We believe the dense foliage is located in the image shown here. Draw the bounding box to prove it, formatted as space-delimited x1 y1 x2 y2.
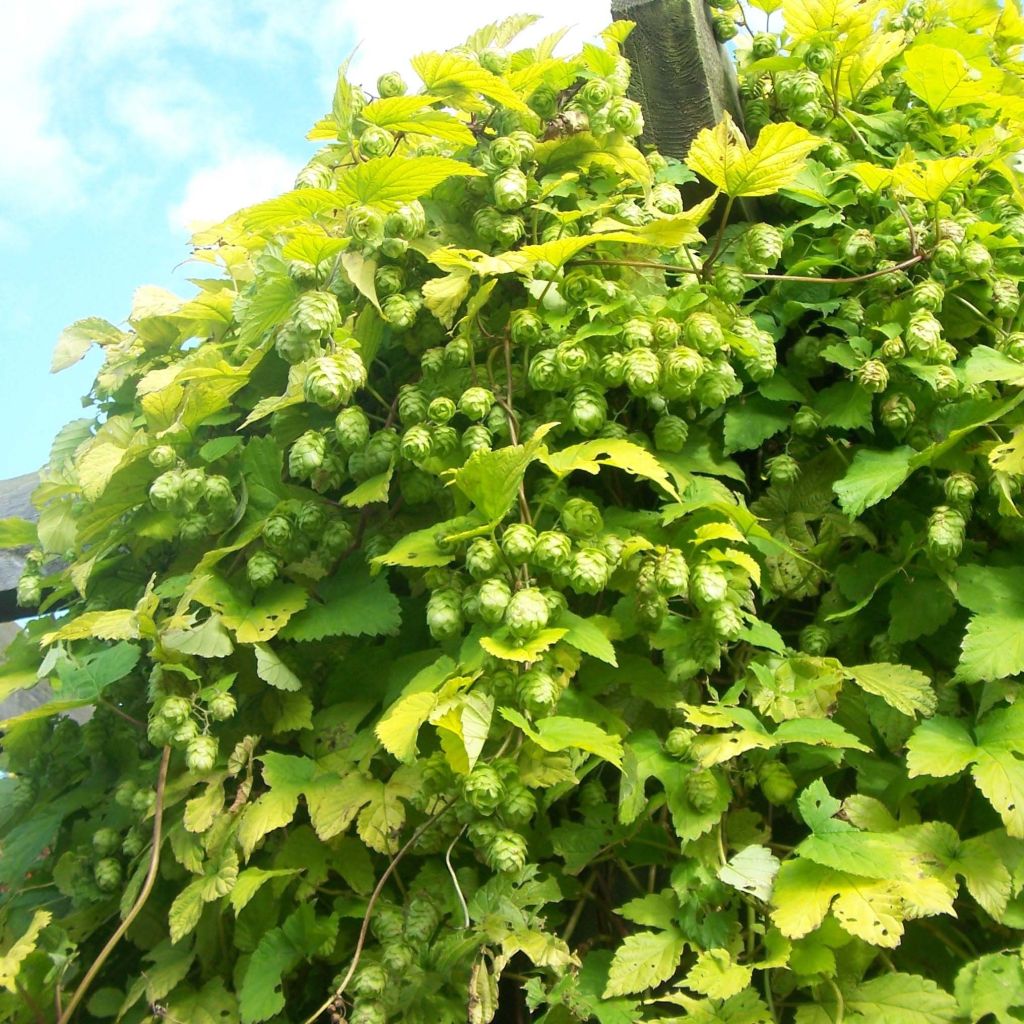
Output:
3 2 1024 1021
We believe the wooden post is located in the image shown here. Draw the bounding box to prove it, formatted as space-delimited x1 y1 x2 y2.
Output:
611 0 744 160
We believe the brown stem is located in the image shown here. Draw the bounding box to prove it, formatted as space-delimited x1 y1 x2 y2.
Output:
57 746 172 1024
301 800 455 1024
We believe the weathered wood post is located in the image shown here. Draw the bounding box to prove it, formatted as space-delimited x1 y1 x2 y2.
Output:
0 472 39 622
611 0 744 159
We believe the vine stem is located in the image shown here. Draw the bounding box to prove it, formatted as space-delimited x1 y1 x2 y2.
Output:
701 195 736 279
302 800 455 1024
826 977 845 1024
57 745 172 1024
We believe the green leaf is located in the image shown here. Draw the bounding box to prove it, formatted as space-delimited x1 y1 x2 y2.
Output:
723 395 790 454
0 910 51 992
541 437 679 499
846 663 936 717
51 317 124 373
238 928 299 1023
686 113 820 197
335 155 484 208
955 950 1024 1023
815 381 874 431
718 844 781 902
162 614 235 658
904 44 996 112
341 467 393 507
411 51 530 113
360 95 475 145
0 517 36 548
281 562 401 641
683 949 753 1000
195 575 308 644
500 708 623 766
422 269 472 328
833 446 916 517
906 717 977 778
559 611 617 666
168 880 206 944
451 425 554 525
889 577 955 643
841 972 960 1023
603 929 685 996
958 613 1024 682
305 772 378 841
376 691 438 763
254 643 302 691
971 748 1024 839
479 627 567 662
340 251 381 313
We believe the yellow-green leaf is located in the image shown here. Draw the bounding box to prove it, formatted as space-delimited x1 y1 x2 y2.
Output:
335 155 483 209
686 113 820 198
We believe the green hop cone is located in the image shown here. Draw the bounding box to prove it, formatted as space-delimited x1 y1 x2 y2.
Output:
246 550 280 589
944 471 977 509
505 587 550 640
792 406 821 437
561 497 604 538
758 762 797 805
94 857 123 892
568 385 607 436
149 470 185 512
472 205 503 242
288 431 327 479
685 768 720 812
655 549 689 597
962 240 993 275
493 168 528 211
122 829 146 858
16 573 41 608
696 362 740 408
843 228 877 269
185 735 218 773
911 279 945 312
799 624 831 656
623 347 661 395
751 32 777 58
518 665 559 712
624 318 655 348
148 444 176 469
741 223 784 271
204 475 234 514
710 601 744 640
295 501 326 538
427 587 464 641
460 425 492 455
578 77 612 112
459 386 495 421
509 309 543 346
206 692 237 722
400 424 433 463
321 518 354 557
880 393 915 433
766 453 801 486
607 97 644 135
178 513 211 543
370 904 404 943
663 347 705 396
374 264 405 298
684 312 726 355
159 695 192 726
294 290 341 336
649 182 683 215
464 765 505 815
804 41 835 72
382 293 418 330
353 963 389 999
714 264 749 303
664 727 694 759
359 125 394 159
92 827 121 857
478 578 512 626
532 530 572 573
502 782 537 825
335 407 371 451
855 359 890 394
398 386 429 425
490 135 522 168
377 71 407 97
350 1002 387 1024
654 414 689 453
384 200 426 239
992 276 1019 317
713 13 738 40
501 523 537 565
115 781 137 808
932 238 961 271
653 317 681 347
691 562 729 607
262 514 294 554
906 312 943 357
569 547 611 595
487 829 528 873
304 352 365 409
927 505 966 560
466 538 502 580
427 396 457 424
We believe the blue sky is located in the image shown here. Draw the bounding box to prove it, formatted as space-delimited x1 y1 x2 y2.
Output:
0 1 603 482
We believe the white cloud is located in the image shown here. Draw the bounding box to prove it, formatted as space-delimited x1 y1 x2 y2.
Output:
168 150 298 232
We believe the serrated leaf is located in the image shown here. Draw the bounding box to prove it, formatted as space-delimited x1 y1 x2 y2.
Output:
411 51 530 113
254 643 302 692
51 317 124 373
686 113 820 198
889 577 955 643
194 575 308 644
0 517 37 548
229 868 301 916
281 563 401 641
815 381 874 431
0 910 51 992
168 880 205 944
955 950 1024 1023
958 613 1024 682
842 972 960 1023
541 437 679 499
479 627 567 662
603 930 684 997
360 94 475 146
341 251 381 313
906 716 977 777
335 155 483 208
500 708 623 766
904 44 996 112
723 395 789 454
423 269 472 327
847 663 936 717
376 691 437 763
833 446 915 517
560 611 617 666
683 949 753 1000
718 845 781 902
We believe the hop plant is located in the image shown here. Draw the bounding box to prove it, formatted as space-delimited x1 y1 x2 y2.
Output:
532 530 572 573
505 588 550 639
464 765 505 815
247 550 280 588
377 71 406 97
684 312 726 354
94 857 123 892
478 578 513 626
664 727 693 758
855 359 890 393
501 523 537 565
289 431 327 479
691 562 729 607
927 505 966 560
294 290 341 336
561 497 604 538
685 769 719 812
758 762 797 805
654 414 689 452
427 588 464 641
487 829 528 873
740 223 784 272
569 547 611 595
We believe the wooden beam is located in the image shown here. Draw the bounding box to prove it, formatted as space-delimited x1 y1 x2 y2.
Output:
0 472 39 622
611 0 744 160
